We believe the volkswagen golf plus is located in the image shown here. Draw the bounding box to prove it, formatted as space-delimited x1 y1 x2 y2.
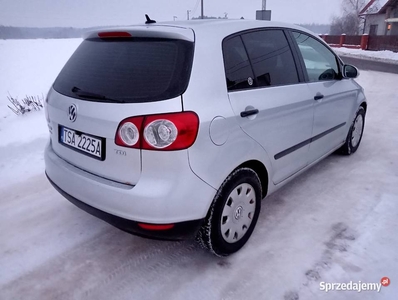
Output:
45 19 366 256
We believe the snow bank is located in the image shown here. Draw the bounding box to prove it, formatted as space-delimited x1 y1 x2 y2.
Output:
334 47 398 65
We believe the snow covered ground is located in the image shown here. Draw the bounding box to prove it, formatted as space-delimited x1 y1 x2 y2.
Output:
334 47 398 65
1 39 398 300
0 39 81 186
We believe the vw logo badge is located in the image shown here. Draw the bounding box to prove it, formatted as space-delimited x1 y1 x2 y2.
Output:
68 104 77 122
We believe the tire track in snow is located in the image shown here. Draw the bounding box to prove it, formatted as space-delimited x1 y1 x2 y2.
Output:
1 226 114 299
79 240 184 300
85 241 201 300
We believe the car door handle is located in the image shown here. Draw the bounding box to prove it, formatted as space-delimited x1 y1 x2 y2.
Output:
314 94 324 100
240 109 259 118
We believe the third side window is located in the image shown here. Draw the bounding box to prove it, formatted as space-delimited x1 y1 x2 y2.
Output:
223 36 255 91
292 31 339 82
241 30 299 88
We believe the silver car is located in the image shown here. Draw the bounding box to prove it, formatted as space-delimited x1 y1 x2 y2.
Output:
44 19 366 256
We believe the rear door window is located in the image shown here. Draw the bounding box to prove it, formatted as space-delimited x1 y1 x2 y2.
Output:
241 30 299 88
53 38 194 103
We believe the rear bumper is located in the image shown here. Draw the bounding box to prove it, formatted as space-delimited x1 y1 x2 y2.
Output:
47 174 203 240
45 140 216 231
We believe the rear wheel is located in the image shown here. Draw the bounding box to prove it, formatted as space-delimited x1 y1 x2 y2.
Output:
196 168 262 256
340 107 365 155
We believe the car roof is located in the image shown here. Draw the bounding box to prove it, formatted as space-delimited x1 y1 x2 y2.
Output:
160 19 313 38
86 19 316 41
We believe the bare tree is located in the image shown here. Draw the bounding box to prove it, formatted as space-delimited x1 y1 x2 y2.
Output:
342 0 368 15
343 0 367 34
330 13 361 35
330 16 345 35
330 0 382 35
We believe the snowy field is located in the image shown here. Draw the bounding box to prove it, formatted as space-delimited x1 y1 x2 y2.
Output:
1 39 398 300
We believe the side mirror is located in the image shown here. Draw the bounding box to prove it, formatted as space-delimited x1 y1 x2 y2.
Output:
343 64 359 79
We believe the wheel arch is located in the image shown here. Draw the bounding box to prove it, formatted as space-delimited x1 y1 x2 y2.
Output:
360 101 367 113
236 160 269 199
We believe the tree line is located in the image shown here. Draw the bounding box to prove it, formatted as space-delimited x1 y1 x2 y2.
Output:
0 26 104 39
1 23 331 40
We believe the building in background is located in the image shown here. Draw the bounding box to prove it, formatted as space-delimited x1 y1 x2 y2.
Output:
361 0 398 35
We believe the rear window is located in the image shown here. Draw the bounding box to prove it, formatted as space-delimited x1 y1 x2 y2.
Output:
53 38 194 103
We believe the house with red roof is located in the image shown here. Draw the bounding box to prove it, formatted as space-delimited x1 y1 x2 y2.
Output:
360 0 398 35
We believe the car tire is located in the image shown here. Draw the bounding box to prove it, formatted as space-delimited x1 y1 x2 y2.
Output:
196 168 262 256
339 106 365 155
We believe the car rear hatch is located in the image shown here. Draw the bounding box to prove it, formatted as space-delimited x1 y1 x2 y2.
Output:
47 26 195 185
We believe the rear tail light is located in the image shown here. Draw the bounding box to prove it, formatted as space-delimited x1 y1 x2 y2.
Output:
119 122 140 146
115 112 199 151
115 116 144 148
144 120 177 149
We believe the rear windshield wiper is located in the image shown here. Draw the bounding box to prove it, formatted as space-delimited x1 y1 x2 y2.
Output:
71 86 126 103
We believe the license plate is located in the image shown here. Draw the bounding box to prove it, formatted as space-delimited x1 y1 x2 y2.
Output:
59 126 104 160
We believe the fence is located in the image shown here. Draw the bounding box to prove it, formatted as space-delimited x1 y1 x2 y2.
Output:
368 35 398 52
320 34 398 52
345 35 362 46
323 35 340 45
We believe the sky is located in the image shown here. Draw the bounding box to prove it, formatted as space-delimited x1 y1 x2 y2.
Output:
0 0 342 28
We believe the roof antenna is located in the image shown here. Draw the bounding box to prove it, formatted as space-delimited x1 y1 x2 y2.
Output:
145 14 156 24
